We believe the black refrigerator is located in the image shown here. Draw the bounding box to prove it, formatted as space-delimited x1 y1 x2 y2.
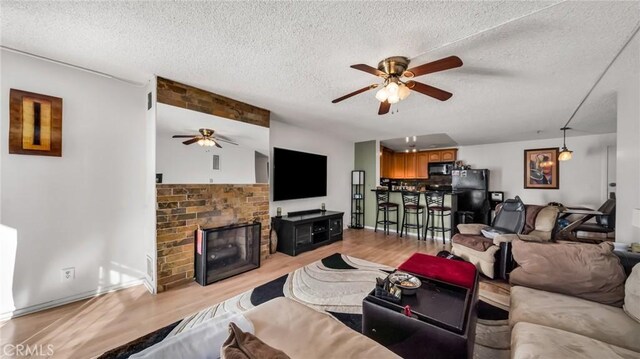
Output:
452 169 491 225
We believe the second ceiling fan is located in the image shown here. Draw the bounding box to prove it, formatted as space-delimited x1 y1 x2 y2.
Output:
172 128 238 148
332 55 463 115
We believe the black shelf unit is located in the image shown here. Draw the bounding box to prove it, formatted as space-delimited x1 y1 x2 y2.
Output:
351 170 365 229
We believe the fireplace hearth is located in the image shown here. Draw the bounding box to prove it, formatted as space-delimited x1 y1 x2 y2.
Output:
195 222 261 286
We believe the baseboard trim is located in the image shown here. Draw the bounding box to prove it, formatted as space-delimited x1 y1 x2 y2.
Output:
143 277 156 295
0 277 146 321
363 225 450 242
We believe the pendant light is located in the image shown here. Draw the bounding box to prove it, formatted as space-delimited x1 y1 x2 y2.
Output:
558 127 573 161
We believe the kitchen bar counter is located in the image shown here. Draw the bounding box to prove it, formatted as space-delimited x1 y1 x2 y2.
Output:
369 189 460 240
371 189 465 194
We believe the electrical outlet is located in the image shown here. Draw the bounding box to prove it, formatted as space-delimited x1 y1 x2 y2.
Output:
61 267 75 282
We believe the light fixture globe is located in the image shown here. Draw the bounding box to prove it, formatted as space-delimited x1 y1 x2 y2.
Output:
398 83 411 100
387 94 400 104
386 82 399 95
558 147 573 161
558 127 573 161
197 139 205 146
375 87 389 102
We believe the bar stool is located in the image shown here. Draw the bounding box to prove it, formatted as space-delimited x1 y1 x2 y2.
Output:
424 191 452 244
374 189 399 235
400 191 425 240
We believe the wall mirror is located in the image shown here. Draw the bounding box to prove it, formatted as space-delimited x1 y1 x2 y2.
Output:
156 103 270 184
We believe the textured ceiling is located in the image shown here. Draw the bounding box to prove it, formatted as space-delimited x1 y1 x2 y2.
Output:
2 1 638 145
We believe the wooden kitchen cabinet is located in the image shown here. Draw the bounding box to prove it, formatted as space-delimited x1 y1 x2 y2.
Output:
380 147 393 178
405 153 417 178
383 148 457 179
428 152 442 162
416 152 429 178
392 153 405 179
441 149 458 162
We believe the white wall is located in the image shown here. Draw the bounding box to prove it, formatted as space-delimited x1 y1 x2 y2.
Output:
269 119 354 221
0 225 17 316
457 133 616 210
614 35 640 244
0 50 153 317
156 134 257 184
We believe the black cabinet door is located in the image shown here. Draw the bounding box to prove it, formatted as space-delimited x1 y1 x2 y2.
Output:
330 217 343 237
294 223 312 246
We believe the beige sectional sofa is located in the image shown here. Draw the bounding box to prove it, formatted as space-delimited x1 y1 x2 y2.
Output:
509 285 640 358
244 297 400 359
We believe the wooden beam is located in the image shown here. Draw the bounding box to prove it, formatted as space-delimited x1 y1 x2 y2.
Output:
156 77 270 128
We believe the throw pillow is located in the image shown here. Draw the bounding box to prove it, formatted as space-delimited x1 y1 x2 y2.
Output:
221 322 290 359
510 240 626 307
624 263 640 323
457 223 488 235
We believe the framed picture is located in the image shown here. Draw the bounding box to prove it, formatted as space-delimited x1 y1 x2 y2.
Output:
524 147 559 189
9 89 63 157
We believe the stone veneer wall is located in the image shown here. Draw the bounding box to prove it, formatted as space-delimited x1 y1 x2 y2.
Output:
156 184 270 292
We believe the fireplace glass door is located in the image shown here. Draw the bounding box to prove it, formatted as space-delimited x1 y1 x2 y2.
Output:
195 222 261 286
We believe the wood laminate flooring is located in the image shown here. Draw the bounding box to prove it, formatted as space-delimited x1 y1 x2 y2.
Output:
0 229 509 358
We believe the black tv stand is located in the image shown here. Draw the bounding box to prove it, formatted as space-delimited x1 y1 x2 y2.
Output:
287 209 323 217
273 210 344 256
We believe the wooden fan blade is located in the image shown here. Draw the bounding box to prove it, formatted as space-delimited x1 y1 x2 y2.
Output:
403 56 463 78
214 137 238 145
213 140 222 148
332 84 378 103
172 135 195 138
406 81 453 101
378 100 390 115
183 138 199 145
350 64 385 77
215 134 234 141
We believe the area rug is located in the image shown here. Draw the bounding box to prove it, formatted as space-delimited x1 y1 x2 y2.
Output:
100 253 510 358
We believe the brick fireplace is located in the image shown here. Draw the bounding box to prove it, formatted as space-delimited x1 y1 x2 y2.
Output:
154 77 271 292
156 184 269 292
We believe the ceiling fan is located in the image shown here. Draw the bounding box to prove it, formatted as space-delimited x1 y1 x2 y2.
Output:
172 128 238 148
332 55 463 115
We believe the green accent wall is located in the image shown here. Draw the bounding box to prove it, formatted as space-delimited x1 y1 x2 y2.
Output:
354 140 377 227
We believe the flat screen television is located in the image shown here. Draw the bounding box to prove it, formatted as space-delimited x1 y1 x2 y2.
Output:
273 147 327 201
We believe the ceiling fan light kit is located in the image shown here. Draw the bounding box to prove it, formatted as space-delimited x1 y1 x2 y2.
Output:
558 127 573 161
172 128 238 149
332 55 463 114
198 138 217 147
